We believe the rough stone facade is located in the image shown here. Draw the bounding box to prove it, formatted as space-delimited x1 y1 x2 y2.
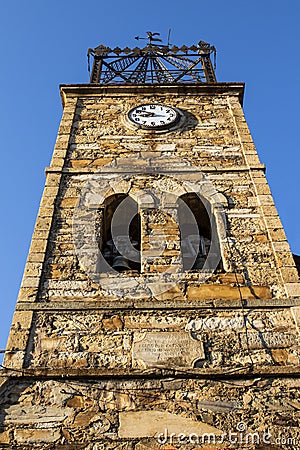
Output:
1 83 300 449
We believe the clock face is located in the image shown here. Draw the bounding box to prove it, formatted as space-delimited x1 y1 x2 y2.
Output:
128 104 179 129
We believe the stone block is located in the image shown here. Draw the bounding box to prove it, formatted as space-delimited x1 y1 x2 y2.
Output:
43 186 60 197
34 217 52 231
37 335 69 352
253 233 269 243
5 405 72 425
271 349 288 365
266 216 284 229
0 430 10 444
280 267 299 283
24 262 43 277
17 287 38 301
3 350 25 369
149 265 180 273
11 311 33 329
291 307 300 331
118 411 223 438
37 206 55 219
186 316 245 331
69 159 91 168
261 205 279 216
60 197 78 208
269 228 287 241
218 272 245 284
285 282 300 298
116 157 150 167
50 157 65 167
275 252 297 268
55 135 70 145
58 125 72 134
186 284 271 300
255 182 271 195
156 144 176 151
124 315 186 330
247 197 259 207
92 157 113 166
72 410 96 427
151 284 185 301
103 316 124 330
273 241 291 252
40 196 57 208
243 155 260 166
6 331 29 350
14 428 61 444
257 194 274 206
52 149 68 158
66 395 86 408
45 173 61 186
20 276 40 288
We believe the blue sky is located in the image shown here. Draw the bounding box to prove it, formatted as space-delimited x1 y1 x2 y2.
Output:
0 0 299 355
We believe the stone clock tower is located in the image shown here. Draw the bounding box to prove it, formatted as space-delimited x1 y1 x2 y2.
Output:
1 35 300 449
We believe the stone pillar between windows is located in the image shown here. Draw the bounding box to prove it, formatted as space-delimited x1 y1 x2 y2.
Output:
141 207 181 274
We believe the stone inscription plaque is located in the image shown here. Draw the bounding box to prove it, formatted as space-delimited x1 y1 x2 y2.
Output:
132 332 205 368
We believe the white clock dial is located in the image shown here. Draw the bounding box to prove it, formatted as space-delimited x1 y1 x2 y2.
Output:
128 104 179 129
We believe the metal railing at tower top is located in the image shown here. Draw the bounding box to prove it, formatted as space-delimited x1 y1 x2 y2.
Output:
88 37 217 85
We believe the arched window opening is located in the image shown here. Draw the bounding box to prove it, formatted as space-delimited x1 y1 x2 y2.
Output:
178 193 222 272
101 194 141 273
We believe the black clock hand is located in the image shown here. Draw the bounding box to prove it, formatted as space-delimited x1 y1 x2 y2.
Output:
139 112 155 117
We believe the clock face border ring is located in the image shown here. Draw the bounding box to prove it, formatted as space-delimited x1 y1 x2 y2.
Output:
126 103 182 131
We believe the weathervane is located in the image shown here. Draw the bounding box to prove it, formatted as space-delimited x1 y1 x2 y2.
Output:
88 32 217 84
135 31 163 45
135 30 172 47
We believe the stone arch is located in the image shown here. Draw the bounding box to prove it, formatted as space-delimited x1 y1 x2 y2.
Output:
100 193 141 273
176 181 228 272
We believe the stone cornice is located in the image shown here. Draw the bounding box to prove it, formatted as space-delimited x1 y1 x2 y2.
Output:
1 365 300 379
16 297 300 311
60 82 245 107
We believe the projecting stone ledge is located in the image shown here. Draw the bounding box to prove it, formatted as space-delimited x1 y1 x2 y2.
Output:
2 365 300 379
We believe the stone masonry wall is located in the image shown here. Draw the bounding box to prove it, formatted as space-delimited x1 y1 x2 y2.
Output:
36 86 298 303
1 84 300 449
26 308 300 370
0 376 300 448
